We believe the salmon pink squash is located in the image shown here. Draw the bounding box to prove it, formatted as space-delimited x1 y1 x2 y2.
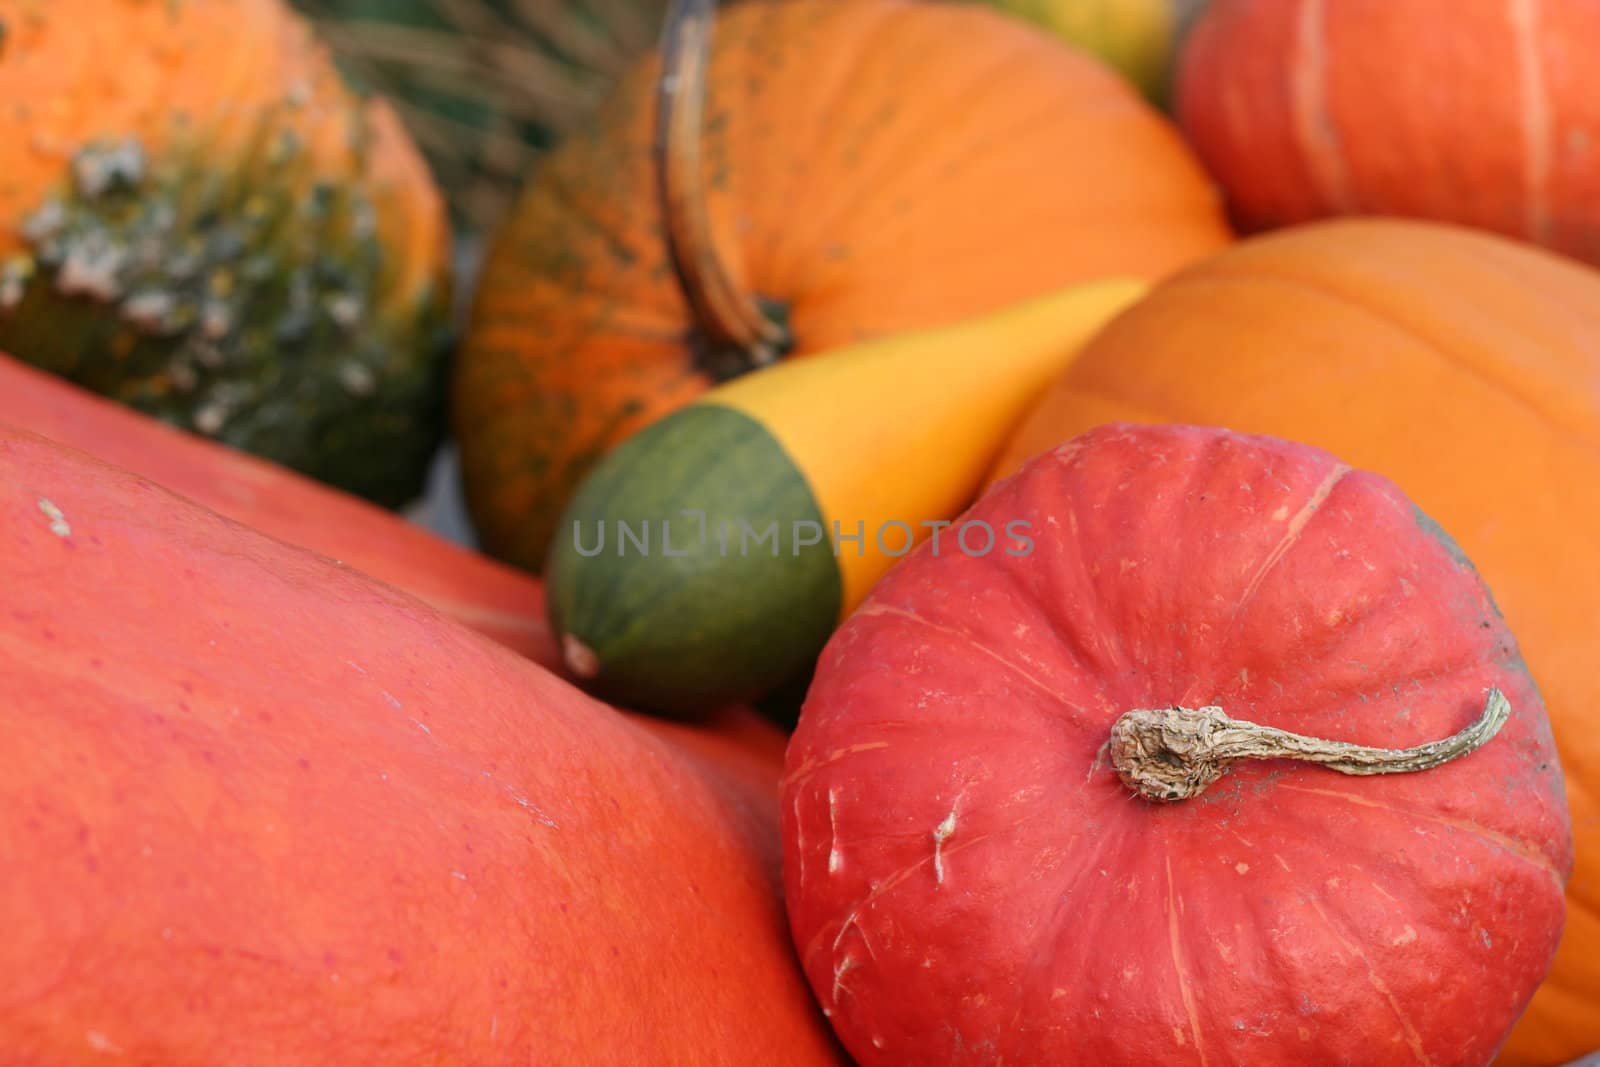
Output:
781 422 1571 1066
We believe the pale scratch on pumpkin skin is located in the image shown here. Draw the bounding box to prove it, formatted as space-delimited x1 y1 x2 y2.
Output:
84 1030 123 1055
1290 0 1356 212
1302 896 1433 1066
1280 784 1565 890
1509 0 1554 243
827 788 842 874
808 830 1003 971
780 741 890 793
832 953 857 1007
1165 857 1210 1067
793 794 807 885
932 790 967 887
855 602 1101 717
1234 465 1350 617
833 909 878 963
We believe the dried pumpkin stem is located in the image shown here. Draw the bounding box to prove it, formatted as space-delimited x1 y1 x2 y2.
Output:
655 0 789 370
1107 688 1511 803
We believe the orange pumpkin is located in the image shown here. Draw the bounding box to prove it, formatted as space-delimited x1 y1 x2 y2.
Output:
990 218 1600 1067
452 0 1232 572
1176 0 1600 265
0 0 453 507
0 349 801 790
0 423 842 1063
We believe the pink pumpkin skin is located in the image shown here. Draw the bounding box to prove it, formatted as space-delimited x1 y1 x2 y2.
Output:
0 426 841 1065
781 423 1572 1066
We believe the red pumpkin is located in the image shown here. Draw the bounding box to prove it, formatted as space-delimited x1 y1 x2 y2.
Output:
0 425 841 1064
782 423 1571 1065
981 218 1600 1064
1175 0 1600 263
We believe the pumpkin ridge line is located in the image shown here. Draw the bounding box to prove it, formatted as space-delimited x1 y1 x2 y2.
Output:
833 85 1174 271
775 28 1035 263
1000 474 1138 694
1276 783 1567 889
1509 0 1554 244
1200 491 1519 735
796 44 1119 267
761 1 909 289
1300 893 1435 1065
1289 0 1356 214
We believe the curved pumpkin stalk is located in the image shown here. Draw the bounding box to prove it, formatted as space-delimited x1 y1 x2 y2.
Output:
1106 688 1512 802
655 0 791 373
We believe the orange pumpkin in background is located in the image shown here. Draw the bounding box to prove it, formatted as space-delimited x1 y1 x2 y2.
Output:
990 218 1600 1067
452 0 1233 573
1176 0 1600 265
0 0 453 508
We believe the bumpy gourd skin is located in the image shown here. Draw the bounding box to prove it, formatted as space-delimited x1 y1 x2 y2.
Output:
0 0 453 507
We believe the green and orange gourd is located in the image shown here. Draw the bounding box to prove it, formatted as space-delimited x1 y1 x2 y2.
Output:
0 0 454 507
545 275 1148 716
